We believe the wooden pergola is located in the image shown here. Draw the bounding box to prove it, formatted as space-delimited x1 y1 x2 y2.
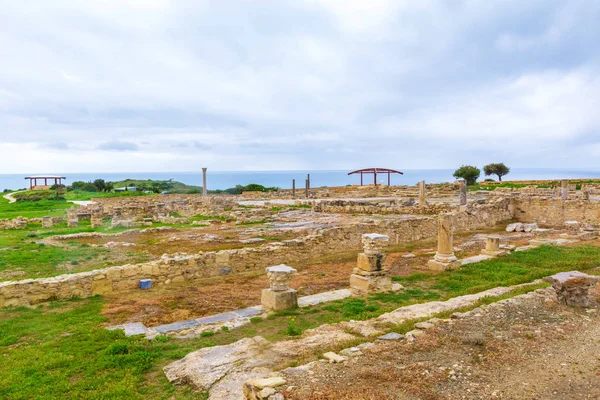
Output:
348 168 403 187
25 176 66 190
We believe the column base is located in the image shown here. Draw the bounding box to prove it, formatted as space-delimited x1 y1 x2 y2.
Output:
427 259 461 272
350 273 392 296
261 289 298 311
481 249 507 257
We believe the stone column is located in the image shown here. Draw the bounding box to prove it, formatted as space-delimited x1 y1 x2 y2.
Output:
202 168 208 197
419 180 426 207
261 264 298 311
292 179 296 199
428 213 459 271
481 236 505 256
42 216 53 228
67 208 78 227
350 233 392 295
305 179 309 199
561 180 569 200
459 179 467 206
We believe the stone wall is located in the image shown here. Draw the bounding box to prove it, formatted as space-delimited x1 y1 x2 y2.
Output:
90 195 238 221
0 199 512 307
512 197 600 226
311 199 451 215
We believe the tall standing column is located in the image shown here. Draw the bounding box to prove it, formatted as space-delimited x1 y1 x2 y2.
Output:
202 168 207 197
428 213 459 271
292 179 296 199
419 180 426 207
459 179 467 206
305 179 309 199
561 180 569 200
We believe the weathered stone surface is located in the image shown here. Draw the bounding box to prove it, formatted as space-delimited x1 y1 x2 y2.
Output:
265 264 297 291
349 273 392 295
261 289 298 311
377 332 405 340
544 271 600 308
322 352 347 363
356 253 385 272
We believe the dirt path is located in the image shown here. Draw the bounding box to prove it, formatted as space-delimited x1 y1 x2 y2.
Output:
2 190 25 204
283 289 600 400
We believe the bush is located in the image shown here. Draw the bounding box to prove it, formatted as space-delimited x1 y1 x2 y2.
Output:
453 165 481 185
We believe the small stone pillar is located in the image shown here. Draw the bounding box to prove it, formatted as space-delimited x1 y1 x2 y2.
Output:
418 180 426 207
261 264 298 311
561 180 569 200
202 167 208 197
582 190 590 201
428 213 459 271
42 216 53 228
459 179 467 206
292 179 296 199
90 209 103 228
67 208 78 227
350 233 392 295
481 236 505 256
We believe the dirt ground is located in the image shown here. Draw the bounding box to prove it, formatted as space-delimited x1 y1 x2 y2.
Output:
282 289 600 400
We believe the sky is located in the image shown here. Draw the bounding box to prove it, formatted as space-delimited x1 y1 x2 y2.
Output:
1 0 599 173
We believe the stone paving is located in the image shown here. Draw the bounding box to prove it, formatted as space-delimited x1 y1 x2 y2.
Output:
108 289 353 338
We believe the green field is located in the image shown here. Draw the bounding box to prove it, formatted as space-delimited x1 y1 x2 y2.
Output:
1 245 599 399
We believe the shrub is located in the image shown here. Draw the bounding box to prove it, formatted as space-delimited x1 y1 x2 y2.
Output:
453 165 481 185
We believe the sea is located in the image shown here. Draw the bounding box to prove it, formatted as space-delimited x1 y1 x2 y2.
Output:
2 168 600 192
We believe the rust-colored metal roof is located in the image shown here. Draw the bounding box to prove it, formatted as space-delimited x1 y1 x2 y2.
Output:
348 168 403 175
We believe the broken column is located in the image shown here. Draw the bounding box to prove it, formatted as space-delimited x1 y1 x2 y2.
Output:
202 167 208 197
67 208 78 227
350 233 392 295
419 180 426 207
481 236 505 256
459 179 467 206
544 271 600 308
261 264 298 311
42 216 53 228
428 213 459 271
561 180 569 200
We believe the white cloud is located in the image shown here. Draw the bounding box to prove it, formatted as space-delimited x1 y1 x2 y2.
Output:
0 0 599 173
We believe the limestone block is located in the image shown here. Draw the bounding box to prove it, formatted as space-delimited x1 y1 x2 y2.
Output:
42 216 53 228
261 288 298 311
427 259 461 272
356 252 385 272
265 264 297 291
92 279 113 295
544 271 600 308
349 273 392 295
215 251 230 267
243 377 286 400
361 233 389 254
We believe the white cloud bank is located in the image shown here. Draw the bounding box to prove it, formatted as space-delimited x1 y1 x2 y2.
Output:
0 0 599 172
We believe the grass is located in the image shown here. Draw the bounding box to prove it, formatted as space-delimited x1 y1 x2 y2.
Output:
0 197 72 220
1 244 598 398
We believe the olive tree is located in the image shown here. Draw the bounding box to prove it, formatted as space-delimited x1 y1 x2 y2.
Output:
483 163 510 182
453 165 481 185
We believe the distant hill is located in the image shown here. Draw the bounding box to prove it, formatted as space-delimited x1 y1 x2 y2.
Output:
110 179 202 194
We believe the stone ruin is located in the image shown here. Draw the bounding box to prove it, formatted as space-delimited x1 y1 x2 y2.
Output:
427 213 460 271
349 233 392 295
261 264 298 311
545 271 600 308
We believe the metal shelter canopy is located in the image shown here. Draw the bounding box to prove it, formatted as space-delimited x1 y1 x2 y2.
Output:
24 176 66 189
348 168 403 186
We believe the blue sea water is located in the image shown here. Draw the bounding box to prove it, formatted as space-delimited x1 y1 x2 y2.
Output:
1 168 600 192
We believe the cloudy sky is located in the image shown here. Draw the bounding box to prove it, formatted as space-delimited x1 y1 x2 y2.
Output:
1 0 599 173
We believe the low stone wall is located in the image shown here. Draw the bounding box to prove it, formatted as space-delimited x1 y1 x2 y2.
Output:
90 195 238 221
312 199 451 215
0 199 512 307
512 197 600 225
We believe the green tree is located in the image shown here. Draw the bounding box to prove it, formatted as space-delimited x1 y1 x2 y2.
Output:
483 163 510 182
93 179 106 192
453 165 481 185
